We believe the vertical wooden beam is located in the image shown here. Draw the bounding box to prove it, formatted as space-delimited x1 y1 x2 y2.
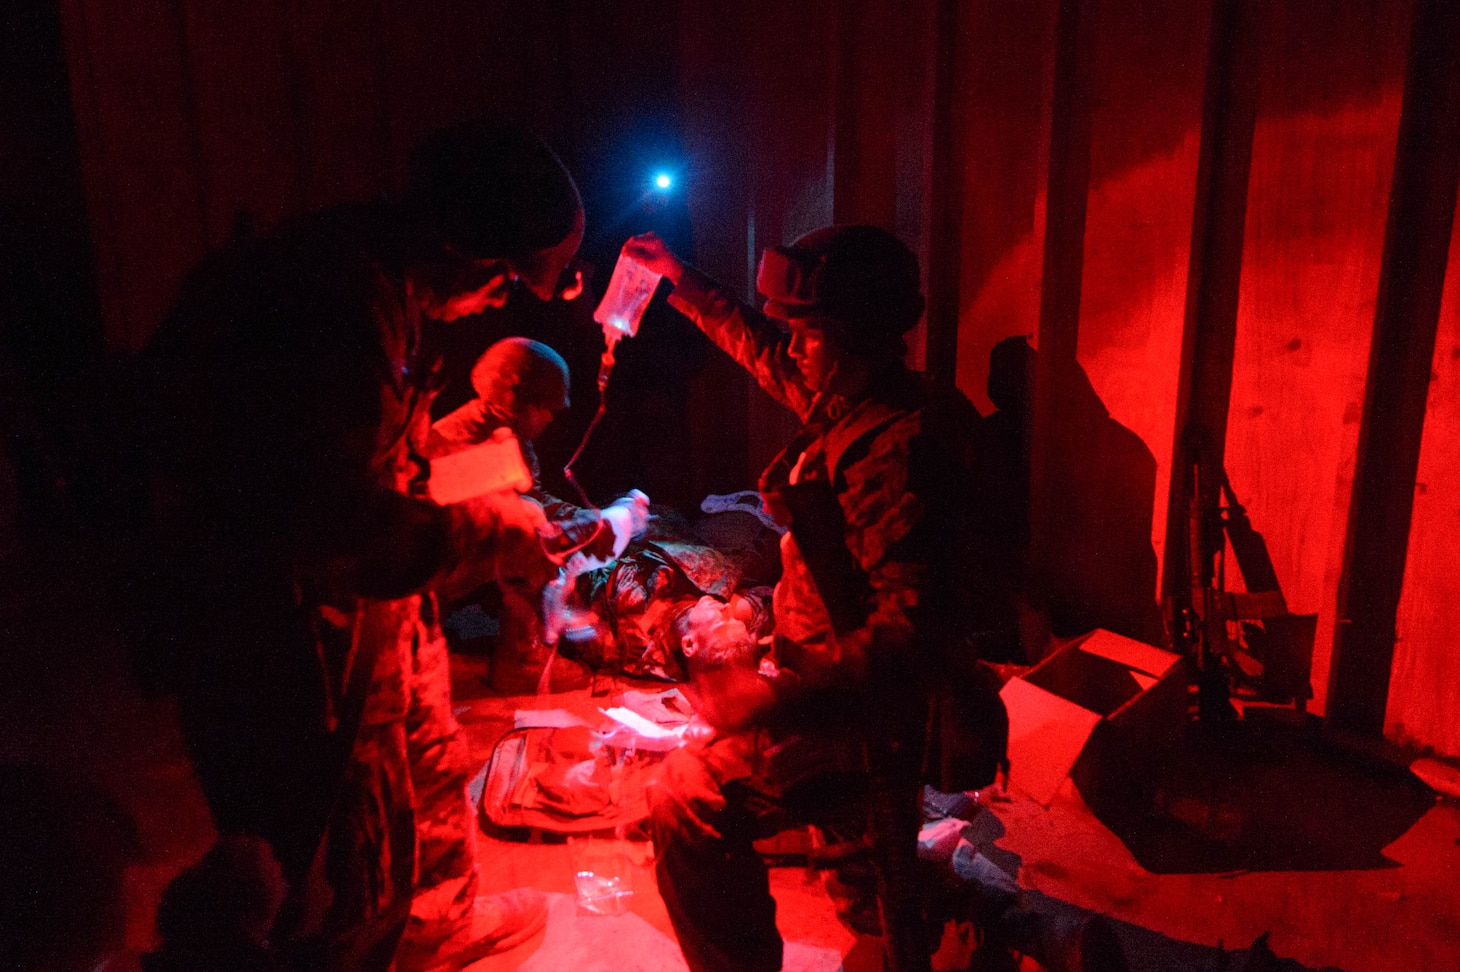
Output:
1035 0 1095 368
923 0 963 388
1160 0 1264 603
830 0 858 224
829 0 899 229
1329 0 1460 737
1027 0 1097 583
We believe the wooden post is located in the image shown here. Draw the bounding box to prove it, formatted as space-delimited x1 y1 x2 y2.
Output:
1035 0 1095 369
1328 0 1460 737
1159 0 1264 720
923 0 964 388
1160 0 1264 603
1027 0 1096 597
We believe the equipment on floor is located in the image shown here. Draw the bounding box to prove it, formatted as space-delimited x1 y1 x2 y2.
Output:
477 691 690 836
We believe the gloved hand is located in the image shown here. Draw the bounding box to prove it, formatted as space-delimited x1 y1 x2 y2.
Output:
600 488 650 558
621 233 686 286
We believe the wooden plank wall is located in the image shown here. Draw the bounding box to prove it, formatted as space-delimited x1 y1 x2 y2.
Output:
1230 1 1413 715
56 0 680 353
1379 0 1460 753
943 0 1452 748
675 0 939 475
59 0 936 488
953 0 1059 409
58 0 204 352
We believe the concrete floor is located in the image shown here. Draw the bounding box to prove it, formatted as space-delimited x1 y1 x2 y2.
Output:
3 562 1457 972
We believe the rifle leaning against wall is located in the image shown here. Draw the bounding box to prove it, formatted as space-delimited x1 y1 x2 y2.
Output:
1166 464 1317 722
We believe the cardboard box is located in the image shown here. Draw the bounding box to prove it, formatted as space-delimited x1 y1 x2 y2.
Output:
1000 630 1188 823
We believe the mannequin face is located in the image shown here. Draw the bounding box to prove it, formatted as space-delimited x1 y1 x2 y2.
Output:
680 595 755 662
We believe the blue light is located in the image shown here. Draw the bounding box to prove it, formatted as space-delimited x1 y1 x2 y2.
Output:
654 172 673 190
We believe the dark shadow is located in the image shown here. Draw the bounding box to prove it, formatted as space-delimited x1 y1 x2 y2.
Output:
1111 714 1434 875
985 337 1162 650
1023 891 1346 972
840 934 888 972
946 799 1343 969
936 802 1349 972
421 258 709 517
0 1 107 560
0 763 141 972
545 120 715 515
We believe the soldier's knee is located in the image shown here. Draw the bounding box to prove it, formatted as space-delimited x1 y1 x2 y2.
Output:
647 747 724 848
647 753 692 832
646 778 678 844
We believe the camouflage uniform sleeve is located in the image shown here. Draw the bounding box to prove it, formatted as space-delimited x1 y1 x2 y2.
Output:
667 268 816 420
423 400 492 459
305 489 506 602
429 493 556 601
532 486 617 562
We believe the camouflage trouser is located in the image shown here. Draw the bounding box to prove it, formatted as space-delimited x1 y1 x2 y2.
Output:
647 729 929 972
324 593 478 972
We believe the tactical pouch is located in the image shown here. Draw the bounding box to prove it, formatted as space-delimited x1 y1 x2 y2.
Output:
777 478 871 636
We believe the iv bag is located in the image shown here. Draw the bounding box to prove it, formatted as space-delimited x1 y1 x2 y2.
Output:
593 253 663 342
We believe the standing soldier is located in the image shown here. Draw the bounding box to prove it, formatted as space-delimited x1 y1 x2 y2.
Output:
144 121 586 971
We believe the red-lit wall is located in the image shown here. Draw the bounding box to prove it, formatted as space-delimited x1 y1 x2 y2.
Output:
954 0 1209 581
946 0 1447 737
952 0 1058 410
1228 1 1412 715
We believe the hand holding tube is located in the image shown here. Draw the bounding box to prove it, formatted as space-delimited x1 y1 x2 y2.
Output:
602 489 651 556
538 490 647 646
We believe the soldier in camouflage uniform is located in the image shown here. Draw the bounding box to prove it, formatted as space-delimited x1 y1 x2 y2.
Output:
623 227 1013 972
146 121 585 972
423 336 651 692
